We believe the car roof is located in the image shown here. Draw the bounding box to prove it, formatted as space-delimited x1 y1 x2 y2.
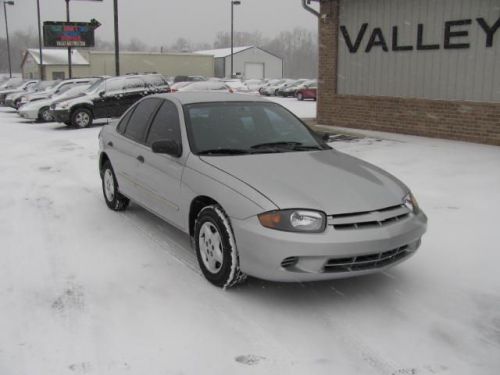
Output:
153 92 270 105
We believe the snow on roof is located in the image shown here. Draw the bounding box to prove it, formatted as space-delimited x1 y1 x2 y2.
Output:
194 46 253 58
27 48 89 66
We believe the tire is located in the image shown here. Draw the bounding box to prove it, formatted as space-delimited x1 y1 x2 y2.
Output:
101 160 129 211
194 205 246 288
39 107 54 122
297 92 304 101
71 108 93 128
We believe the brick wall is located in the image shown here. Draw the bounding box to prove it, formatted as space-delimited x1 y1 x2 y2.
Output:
317 0 500 146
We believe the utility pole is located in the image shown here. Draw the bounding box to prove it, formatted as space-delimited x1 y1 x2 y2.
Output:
113 0 119 76
36 0 44 79
65 0 72 78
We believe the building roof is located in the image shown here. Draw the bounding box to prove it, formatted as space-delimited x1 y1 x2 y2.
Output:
26 48 89 66
194 46 254 58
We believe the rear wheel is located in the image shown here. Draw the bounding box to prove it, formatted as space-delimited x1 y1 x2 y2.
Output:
101 160 129 211
194 205 246 288
71 108 93 128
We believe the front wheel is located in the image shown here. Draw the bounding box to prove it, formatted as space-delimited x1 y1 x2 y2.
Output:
297 92 304 101
101 160 129 211
71 108 93 128
39 107 54 122
194 205 246 288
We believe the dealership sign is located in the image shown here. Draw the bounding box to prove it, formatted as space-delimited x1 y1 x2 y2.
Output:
43 20 101 48
340 16 500 53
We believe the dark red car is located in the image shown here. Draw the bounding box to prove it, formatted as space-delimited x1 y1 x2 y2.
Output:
296 81 317 101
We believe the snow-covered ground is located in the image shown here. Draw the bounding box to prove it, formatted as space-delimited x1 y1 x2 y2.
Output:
1 105 499 375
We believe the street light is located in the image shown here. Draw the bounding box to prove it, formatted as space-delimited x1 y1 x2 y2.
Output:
230 0 241 78
3 0 14 78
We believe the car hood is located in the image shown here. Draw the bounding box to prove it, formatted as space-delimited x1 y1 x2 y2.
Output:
20 97 52 110
200 149 408 215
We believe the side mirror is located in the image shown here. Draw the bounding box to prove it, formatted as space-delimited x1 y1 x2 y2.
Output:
322 133 331 142
151 139 182 157
99 91 105 97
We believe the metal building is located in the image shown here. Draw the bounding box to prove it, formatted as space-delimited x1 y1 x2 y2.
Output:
21 49 215 80
194 46 283 79
313 0 500 145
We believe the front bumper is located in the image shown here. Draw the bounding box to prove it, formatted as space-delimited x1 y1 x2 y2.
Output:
51 108 70 123
231 211 428 282
18 107 40 120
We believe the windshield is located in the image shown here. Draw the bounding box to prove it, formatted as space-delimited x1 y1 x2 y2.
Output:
184 102 328 156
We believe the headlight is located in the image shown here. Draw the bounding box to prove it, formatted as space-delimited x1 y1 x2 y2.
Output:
258 209 326 233
403 192 419 214
20 97 27 103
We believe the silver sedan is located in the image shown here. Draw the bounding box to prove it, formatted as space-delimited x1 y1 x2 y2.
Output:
98 93 427 288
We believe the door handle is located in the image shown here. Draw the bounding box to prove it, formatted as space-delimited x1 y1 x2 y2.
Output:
107 141 113 147
136 155 144 163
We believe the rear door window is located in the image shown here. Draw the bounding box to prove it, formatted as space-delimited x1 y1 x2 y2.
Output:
146 100 181 146
123 99 162 143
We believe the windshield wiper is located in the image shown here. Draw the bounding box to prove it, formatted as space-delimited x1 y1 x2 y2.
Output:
251 142 323 151
251 141 303 149
198 148 251 155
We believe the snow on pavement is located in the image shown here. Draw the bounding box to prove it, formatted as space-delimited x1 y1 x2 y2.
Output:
0 106 499 375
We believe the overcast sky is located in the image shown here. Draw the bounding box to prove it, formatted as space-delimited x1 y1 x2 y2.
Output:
4 0 318 47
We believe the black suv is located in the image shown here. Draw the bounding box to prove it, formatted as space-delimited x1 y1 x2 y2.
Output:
50 74 170 128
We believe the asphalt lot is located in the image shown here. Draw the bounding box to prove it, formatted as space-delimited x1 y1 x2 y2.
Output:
1 103 499 375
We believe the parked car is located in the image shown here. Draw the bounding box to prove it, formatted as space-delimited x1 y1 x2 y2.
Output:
51 74 170 128
98 92 427 288
222 79 249 93
18 83 91 122
260 79 294 96
173 75 207 83
5 80 60 109
278 79 310 97
258 79 282 95
0 80 38 105
243 79 266 92
18 77 99 107
0 77 23 90
178 81 233 93
296 80 317 101
170 81 193 92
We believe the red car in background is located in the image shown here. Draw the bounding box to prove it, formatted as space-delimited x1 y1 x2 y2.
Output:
296 80 317 101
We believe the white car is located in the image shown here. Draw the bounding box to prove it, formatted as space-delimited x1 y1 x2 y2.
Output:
18 84 91 122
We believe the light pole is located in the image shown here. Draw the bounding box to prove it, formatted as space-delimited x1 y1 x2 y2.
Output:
230 0 240 78
113 0 119 76
3 0 14 78
36 0 44 80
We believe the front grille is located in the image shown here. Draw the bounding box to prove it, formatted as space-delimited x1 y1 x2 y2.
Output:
329 204 410 230
323 245 410 272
